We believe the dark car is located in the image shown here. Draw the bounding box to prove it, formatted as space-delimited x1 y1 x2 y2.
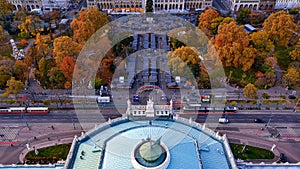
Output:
254 118 265 123
288 95 296 99
280 153 286 162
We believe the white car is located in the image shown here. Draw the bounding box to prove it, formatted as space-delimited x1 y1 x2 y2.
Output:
219 118 229 124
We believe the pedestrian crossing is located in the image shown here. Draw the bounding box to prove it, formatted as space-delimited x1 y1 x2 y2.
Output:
0 127 19 141
277 127 300 139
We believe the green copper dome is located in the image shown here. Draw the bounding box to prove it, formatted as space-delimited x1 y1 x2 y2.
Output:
139 141 163 162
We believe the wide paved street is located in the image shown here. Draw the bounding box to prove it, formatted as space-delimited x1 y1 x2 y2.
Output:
0 110 299 124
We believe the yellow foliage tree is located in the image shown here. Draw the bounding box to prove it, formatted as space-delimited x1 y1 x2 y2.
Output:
0 25 6 42
0 0 13 20
35 33 49 58
53 36 82 67
290 41 300 61
250 31 275 59
243 83 258 99
167 46 201 82
3 77 25 99
263 10 297 47
284 67 300 89
18 15 42 38
198 9 219 36
70 7 109 43
213 21 256 71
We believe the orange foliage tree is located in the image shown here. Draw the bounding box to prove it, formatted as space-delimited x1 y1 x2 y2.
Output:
60 56 75 81
71 7 109 43
263 10 297 47
198 9 219 36
53 36 82 67
212 21 256 71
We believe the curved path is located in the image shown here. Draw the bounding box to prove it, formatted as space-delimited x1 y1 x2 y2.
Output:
222 130 300 163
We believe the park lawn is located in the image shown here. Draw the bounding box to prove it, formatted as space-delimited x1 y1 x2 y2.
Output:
225 67 256 88
25 143 71 160
273 47 293 70
230 143 274 160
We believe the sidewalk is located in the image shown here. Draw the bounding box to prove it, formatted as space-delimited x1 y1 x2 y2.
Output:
19 137 74 163
15 125 83 142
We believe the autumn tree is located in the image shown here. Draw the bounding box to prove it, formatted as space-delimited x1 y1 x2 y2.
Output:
198 9 219 36
71 7 109 43
92 77 103 89
0 25 6 42
243 83 258 99
60 56 75 81
284 67 300 89
13 9 30 21
236 8 251 24
209 17 235 35
249 13 266 27
53 36 82 66
38 57 53 88
3 77 25 99
254 72 276 88
0 65 12 89
210 17 224 35
13 60 29 83
48 67 66 89
263 11 297 47
18 15 42 38
212 21 256 71
43 10 60 23
21 39 27 47
35 33 50 58
167 46 201 82
0 0 13 21
250 31 275 60
25 45 39 67
290 41 300 61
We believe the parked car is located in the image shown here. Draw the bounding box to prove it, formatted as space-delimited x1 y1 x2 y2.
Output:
280 153 286 162
254 118 265 123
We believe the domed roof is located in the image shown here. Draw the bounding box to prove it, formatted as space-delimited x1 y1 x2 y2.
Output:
139 140 163 162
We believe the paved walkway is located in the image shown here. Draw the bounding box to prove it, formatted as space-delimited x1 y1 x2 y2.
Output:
0 124 85 165
219 127 300 163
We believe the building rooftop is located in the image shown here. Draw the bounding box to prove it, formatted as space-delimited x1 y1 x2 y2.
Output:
65 117 236 169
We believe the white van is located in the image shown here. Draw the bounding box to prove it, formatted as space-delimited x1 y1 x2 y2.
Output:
219 118 229 124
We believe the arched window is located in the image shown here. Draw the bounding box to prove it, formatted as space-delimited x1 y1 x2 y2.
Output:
253 4 257 10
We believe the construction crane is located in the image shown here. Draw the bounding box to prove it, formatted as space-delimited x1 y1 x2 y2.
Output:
9 39 24 60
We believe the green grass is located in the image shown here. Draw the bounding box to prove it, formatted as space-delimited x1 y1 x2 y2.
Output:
273 47 293 70
230 143 274 160
25 143 71 160
225 67 256 88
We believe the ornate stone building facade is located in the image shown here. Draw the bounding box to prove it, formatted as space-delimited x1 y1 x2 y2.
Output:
8 0 42 11
87 0 212 12
258 0 276 10
230 0 260 11
275 0 300 9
